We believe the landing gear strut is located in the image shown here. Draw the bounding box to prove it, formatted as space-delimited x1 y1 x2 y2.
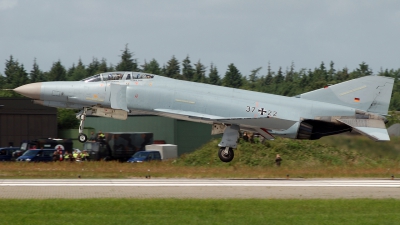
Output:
77 107 88 143
217 124 240 163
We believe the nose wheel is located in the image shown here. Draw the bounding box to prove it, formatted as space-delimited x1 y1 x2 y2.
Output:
77 107 88 143
218 147 234 162
78 133 88 143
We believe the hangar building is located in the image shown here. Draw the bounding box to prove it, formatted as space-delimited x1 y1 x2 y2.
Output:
0 98 57 147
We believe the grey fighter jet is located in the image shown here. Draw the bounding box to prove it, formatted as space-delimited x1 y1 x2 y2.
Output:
14 72 394 162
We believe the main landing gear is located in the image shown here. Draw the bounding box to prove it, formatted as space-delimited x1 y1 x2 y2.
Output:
77 107 88 143
217 124 240 163
218 147 234 162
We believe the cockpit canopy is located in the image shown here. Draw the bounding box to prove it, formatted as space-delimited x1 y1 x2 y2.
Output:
81 72 154 82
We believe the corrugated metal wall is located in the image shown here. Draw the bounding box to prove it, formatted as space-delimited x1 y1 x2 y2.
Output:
175 120 217 155
84 115 176 142
0 98 57 147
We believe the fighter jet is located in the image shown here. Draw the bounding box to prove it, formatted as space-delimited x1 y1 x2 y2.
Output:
14 72 394 162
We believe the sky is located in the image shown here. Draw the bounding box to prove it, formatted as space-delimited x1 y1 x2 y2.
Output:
1 0 400 77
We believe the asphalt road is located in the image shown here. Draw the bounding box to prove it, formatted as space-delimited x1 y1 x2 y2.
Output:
0 178 399 199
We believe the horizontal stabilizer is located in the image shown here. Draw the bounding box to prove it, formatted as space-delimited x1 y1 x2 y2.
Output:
337 118 390 141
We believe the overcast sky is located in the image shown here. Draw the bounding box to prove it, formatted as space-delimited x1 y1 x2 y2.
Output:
1 0 400 77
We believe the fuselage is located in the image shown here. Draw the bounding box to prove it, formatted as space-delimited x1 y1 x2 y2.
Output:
21 72 359 139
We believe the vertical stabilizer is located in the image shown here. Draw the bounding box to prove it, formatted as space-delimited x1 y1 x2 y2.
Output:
298 76 394 115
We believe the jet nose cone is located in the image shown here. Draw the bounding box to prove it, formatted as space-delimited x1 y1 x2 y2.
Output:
14 83 42 99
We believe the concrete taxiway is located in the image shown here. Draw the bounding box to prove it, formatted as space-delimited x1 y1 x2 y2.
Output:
0 179 399 199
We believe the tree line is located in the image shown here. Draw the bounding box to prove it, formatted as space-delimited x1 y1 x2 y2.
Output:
2 44 400 111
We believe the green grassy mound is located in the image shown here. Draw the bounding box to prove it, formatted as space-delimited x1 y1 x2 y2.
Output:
177 135 400 169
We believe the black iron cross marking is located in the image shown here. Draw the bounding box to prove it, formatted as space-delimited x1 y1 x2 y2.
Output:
258 108 267 115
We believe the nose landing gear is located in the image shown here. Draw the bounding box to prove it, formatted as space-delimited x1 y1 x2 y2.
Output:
77 107 88 143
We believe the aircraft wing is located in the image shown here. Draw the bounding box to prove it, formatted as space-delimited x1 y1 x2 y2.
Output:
155 109 295 127
336 118 390 141
154 108 296 134
154 109 225 120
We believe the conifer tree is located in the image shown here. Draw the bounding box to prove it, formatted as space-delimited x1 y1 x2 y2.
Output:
328 61 335 81
264 73 273 86
336 67 349 82
87 58 100 75
208 63 221 85
4 55 29 88
0 72 4 89
354 62 372 78
263 62 273 86
285 62 294 82
274 67 284 84
247 67 262 90
142 58 161 74
47 60 67 81
160 64 167 76
141 60 148 72
249 67 262 83
314 61 328 81
30 58 45 82
98 58 110 73
70 59 87 81
85 58 110 76
193 60 207 83
182 55 194 81
115 44 139 72
299 70 309 90
164 55 180 78
67 63 76 81
223 63 242 88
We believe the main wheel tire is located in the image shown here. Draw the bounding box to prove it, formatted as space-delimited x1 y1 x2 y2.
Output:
78 133 88 143
218 147 234 162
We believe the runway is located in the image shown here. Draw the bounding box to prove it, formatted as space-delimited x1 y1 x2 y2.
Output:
0 178 399 199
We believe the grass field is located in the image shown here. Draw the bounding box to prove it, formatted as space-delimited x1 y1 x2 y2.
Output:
0 199 399 225
0 160 399 179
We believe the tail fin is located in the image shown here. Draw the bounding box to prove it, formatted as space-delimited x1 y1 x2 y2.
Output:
298 76 394 115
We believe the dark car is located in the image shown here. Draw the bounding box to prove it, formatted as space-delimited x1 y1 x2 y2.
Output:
127 151 161 163
0 147 20 161
16 149 59 162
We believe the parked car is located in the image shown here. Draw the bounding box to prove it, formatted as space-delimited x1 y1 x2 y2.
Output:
16 149 59 162
0 147 20 161
127 151 161 163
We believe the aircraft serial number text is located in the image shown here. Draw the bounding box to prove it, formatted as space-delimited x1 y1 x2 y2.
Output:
246 106 277 116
